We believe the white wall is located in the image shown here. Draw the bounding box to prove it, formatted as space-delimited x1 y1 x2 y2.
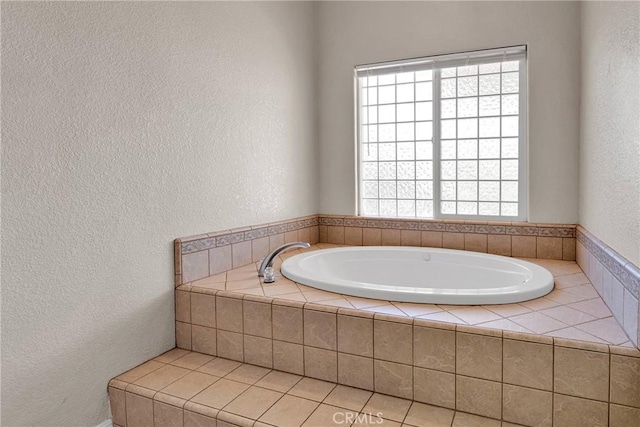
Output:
317 1 581 223
0 2 317 425
579 1 640 266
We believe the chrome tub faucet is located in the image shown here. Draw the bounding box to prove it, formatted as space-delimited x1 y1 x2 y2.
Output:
258 242 311 282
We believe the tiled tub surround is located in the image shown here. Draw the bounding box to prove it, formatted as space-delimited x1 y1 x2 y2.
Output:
577 226 640 347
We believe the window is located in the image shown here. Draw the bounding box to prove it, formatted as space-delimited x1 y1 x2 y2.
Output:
356 46 527 220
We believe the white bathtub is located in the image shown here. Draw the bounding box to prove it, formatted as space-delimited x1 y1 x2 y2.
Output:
281 246 554 305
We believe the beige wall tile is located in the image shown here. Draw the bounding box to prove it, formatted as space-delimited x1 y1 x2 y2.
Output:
192 325 217 356
273 340 304 375
456 332 502 381
126 392 153 427
401 230 421 246
563 237 576 261
414 326 455 373
284 230 298 244
610 355 640 408
413 367 455 409
183 251 209 283
487 234 511 256
456 376 502 419
191 293 216 328
210 245 232 275
537 237 563 260
502 384 552 427
374 320 412 364
232 241 252 268
512 236 536 258
374 360 412 399
243 300 272 338
421 231 443 248
338 314 373 357
154 401 184 427
503 339 553 391
381 229 401 246
553 394 608 427
318 226 328 243
304 346 337 382
464 233 488 253
338 353 373 390
216 330 243 361
363 228 382 246
345 227 363 245
554 347 609 401
176 290 191 323
269 233 285 251
108 387 126 427
442 232 464 250
176 321 192 350
610 404 640 427
244 335 273 368
252 236 270 263
216 296 243 333
184 410 216 427
304 309 337 350
327 226 345 244
273 304 303 344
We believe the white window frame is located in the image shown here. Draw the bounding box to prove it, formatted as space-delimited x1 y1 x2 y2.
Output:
355 45 528 221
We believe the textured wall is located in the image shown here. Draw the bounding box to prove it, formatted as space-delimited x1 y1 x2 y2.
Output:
579 1 640 266
1 2 317 425
317 1 581 223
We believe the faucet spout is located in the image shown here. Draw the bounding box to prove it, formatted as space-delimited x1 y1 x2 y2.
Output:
258 242 311 277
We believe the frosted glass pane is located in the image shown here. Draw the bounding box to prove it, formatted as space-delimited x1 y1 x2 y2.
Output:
415 70 433 81
398 181 415 199
441 120 456 139
416 181 433 199
368 87 378 105
479 117 500 138
361 126 369 143
501 160 519 180
379 143 396 161
362 162 378 179
379 181 396 198
361 89 368 106
361 108 369 125
416 161 433 179
379 124 395 142
441 181 456 200
379 86 395 104
479 74 500 95
458 139 478 159
398 200 416 217
378 105 394 123
415 102 432 121
458 97 478 118
378 74 395 85
501 181 518 202
397 142 415 160
441 161 456 180
457 160 478 180
458 76 478 97
502 61 519 72
362 199 378 216
416 141 433 160
458 118 478 138
397 83 415 103
441 140 456 160
441 67 456 78
368 126 378 142
479 139 500 159
379 162 396 179
458 65 478 76
368 106 378 123
397 72 414 83
397 161 415 179
416 82 433 101
397 103 414 122
416 200 433 217
441 201 456 214
502 94 519 115
441 79 456 98
361 144 378 161
363 181 378 198
502 72 519 94
479 181 500 201
479 202 500 216
397 123 415 141
367 76 378 86
441 99 456 119
479 160 500 180
479 63 501 74
416 122 433 140
458 181 478 201
502 138 518 158
380 200 397 216
458 202 478 215
502 116 519 137
501 202 518 216
479 96 500 117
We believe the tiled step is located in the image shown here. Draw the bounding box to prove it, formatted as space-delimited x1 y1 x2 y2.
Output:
109 349 521 427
